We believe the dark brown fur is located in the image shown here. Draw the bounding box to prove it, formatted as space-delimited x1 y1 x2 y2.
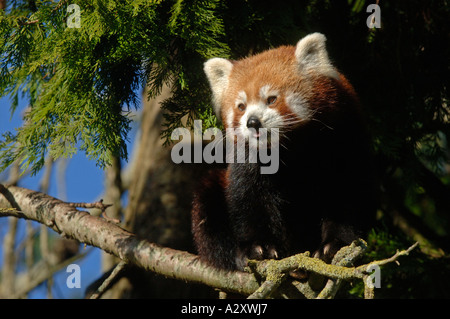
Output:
192 38 377 271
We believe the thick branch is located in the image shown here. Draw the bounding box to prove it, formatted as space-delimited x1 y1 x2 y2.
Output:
0 184 259 296
0 184 418 298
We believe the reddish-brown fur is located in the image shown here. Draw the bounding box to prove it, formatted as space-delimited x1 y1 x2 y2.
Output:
192 37 377 272
223 46 302 128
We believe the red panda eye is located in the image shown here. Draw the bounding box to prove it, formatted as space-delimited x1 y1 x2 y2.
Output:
267 96 277 105
237 103 246 111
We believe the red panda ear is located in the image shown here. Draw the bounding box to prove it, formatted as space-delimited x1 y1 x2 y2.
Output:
294 33 339 80
204 58 234 118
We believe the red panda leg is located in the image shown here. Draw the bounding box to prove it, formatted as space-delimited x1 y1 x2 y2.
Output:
314 219 362 263
191 169 238 270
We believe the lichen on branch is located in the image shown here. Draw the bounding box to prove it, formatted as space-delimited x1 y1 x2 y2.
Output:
0 184 418 299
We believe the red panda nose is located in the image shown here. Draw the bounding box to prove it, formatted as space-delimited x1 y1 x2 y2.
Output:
247 116 262 130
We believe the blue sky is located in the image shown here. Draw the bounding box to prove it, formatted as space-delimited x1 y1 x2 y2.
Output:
0 93 139 298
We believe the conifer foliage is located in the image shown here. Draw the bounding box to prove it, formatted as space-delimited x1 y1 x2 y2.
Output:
0 0 230 174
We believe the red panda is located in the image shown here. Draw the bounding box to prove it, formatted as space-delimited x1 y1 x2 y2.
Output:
191 33 377 271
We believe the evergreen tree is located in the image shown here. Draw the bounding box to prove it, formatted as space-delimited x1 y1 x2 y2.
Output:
1 0 449 298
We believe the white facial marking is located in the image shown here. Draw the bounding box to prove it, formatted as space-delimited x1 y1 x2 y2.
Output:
226 109 235 128
235 85 292 140
259 85 279 101
262 108 283 129
235 90 247 107
239 103 261 138
230 91 247 128
286 92 311 120
239 103 283 140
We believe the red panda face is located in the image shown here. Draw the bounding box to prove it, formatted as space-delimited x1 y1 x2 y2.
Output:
204 33 342 142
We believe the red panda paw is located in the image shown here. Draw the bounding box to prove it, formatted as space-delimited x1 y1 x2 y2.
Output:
313 241 342 264
235 243 280 270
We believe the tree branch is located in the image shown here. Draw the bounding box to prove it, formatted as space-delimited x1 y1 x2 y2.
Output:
89 261 127 299
0 184 260 296
11 250 89 299
245 239 418 299
316 239 367 299
0 184 418 298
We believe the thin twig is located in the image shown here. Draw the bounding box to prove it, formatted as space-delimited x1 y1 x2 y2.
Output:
67 200 120 224
364 276 375 299
0 207 20 214
67 200 113 211
90 261 127 299
356 241 419 272
11 250 89 298
247 279 282 299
